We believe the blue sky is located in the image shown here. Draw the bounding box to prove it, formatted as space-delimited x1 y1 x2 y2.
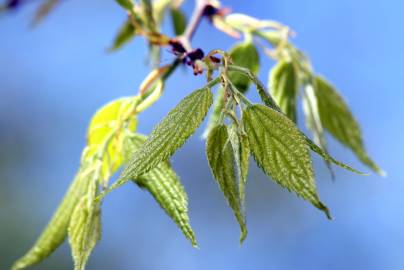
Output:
1 0 403 269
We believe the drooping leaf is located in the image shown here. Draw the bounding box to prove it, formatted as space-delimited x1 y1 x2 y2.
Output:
31 0 60 26
242 104 330 218
206 125 247 243
68 179 101 270
12 164 94 270
170 7 187 35
109 19 137 52
115 87 213 191
227 124 250 206
228 41 260 93
269 60 299 122
123 134 197 246
314 76 383 175
86 97 138 181
302 83 334 178
202 87 225 139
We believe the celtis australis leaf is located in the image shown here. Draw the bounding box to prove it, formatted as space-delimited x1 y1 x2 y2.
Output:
124 134 197 246
242 104 331 218
68 179 101 270
269 60 299 122
117 87 213 190
206 125 247 243
314 76 383 175
228 41 260 93
109 19 137 52
12 165 94 270
170 7 187 36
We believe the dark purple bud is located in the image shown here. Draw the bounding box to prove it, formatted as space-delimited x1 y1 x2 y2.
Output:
169 39 186 55
187 48 204 61
203 4 219 17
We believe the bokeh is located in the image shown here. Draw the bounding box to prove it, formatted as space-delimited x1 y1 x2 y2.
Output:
1 0 403 269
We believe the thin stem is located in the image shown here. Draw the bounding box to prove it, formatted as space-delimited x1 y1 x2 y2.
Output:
183 0 209 41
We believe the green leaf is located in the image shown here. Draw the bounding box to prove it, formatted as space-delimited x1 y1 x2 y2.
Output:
115 0 134 10
68 179 101 270
242 104 331 218
302 84 334 178
86 97 138 180
228 41 260 93
108 19 137 52
227 124 250 206
202 87 225 139
123 134 197 246
170 7 187 36
115 87 213 190
12 165 94 270
206 125 247 243
314 76 383 175
269 60 299 122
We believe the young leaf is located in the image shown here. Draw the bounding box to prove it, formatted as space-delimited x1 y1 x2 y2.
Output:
115 0 134 10
227 124 250 206
228 41 260 93
68 179 101 270
302 84 334 178
124 134 197 246
206 125 247 243
314 76 383 175
109 19 137 52
202 87 225 139
116 87 213 190
269 60 299 122
12 165 94 270
86 97 138 180
242 104 331 218
170 7 187 36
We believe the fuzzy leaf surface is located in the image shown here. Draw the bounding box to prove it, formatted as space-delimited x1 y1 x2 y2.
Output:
118 87 213 188
206 125 247 242
123 134 197 246
242 104 330 218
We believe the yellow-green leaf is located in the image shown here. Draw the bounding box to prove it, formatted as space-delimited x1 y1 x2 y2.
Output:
86 97 138 180
242 104 331 218
68 179 101 270
123 134 197 246
228 41 260 93
116 87 213 191
108 19 137 52
270 60 299 122
202 87 225 139
12 164 94 270
314 76 383 175
206 125 247 243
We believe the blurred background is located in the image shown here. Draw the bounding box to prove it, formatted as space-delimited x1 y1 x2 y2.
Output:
1 0 403 269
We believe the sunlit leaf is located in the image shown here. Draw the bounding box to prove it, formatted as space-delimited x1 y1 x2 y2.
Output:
12 164 94 270
314 76 383 175
108 19 137 52
68 179 101 270
269 60 299 122
206 125 247 242
86 97 138 181
115 0 134 10
242 104 331 218
115 87 213 190
123 134 197 246
170 7 186 35
202 87 225 139
228 41 260 93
